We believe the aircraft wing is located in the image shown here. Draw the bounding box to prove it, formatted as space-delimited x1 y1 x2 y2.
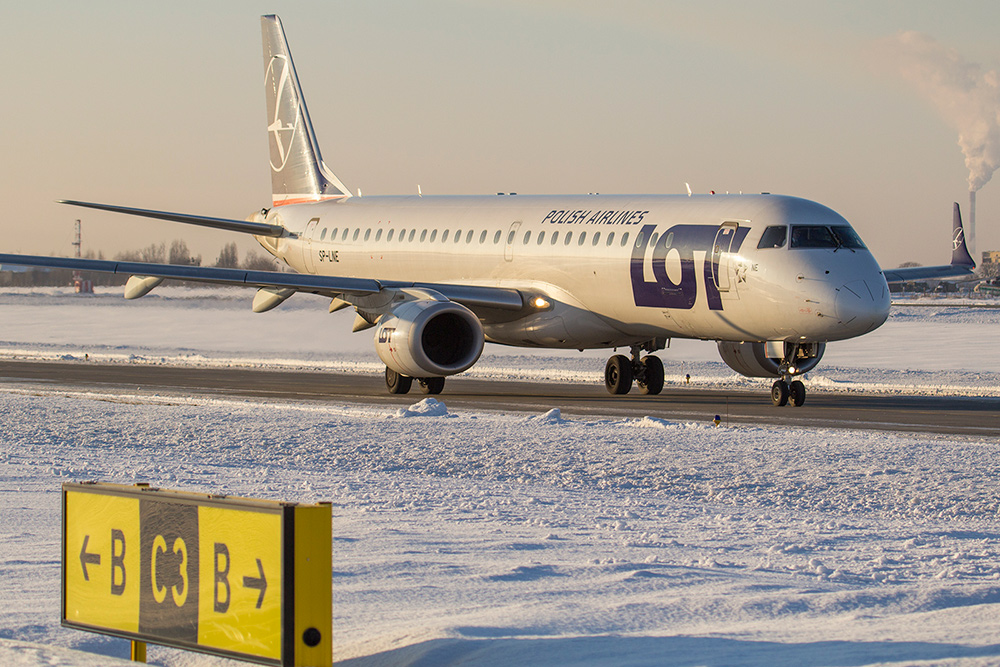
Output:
0 254 525 311
882 264 977 284
882 202 977 285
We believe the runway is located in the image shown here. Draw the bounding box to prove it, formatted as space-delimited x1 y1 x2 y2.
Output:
0 359 995 437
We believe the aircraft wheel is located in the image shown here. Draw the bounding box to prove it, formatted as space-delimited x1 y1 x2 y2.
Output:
419 377 446 395
770 380 789 407
385 367 412 395
638 355 664 395
789 380 806 407
605 355 633 395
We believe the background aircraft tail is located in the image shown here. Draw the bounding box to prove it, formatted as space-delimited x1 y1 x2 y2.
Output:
951 202 975 267
261 15 351 206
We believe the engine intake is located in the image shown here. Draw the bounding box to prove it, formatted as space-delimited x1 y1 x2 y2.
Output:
717 341 825 378
375 299 484 378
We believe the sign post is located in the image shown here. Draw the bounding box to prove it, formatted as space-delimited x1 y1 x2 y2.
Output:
62 482 331 666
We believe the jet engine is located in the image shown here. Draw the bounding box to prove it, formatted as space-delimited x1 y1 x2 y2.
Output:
717 341 825 378
374 299 484 378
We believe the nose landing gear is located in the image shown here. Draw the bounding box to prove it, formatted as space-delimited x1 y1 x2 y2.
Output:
771 349 807 407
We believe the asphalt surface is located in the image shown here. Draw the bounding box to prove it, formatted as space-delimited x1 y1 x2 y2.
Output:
1 360 996 437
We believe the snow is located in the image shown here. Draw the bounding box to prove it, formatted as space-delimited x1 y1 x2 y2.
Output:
1 287 999 666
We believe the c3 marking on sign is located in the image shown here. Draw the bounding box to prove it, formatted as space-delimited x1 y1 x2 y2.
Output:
151 535 189 607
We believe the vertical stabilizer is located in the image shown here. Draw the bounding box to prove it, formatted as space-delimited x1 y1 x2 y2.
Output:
261 15 350 206
951 202 975 268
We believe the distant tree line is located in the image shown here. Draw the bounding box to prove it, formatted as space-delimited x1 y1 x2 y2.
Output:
0 240 282 287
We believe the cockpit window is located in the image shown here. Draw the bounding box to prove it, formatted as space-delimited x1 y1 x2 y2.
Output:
757 225 787 249
790 225 839 248
831 226 867 249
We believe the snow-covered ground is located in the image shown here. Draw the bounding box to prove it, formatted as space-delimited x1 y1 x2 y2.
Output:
1 287 999 666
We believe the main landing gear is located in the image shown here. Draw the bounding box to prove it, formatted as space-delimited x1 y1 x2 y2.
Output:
604 344 665 395
385 368 445 395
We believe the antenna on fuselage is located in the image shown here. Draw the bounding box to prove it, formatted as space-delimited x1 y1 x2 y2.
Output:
418 185 422 197
685 183 692 197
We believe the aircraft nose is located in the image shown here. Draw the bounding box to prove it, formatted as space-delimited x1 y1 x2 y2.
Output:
835 279 890 335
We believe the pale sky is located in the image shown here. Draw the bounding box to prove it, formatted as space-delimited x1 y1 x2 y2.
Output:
4 0 1000 268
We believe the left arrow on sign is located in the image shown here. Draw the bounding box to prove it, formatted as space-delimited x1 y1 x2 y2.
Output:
242 558 267 609
80 535 101 581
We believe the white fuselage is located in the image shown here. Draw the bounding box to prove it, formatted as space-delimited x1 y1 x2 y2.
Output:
255 193 890 349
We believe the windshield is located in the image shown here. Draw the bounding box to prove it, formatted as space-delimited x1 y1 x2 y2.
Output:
831 225 867 249
757 225 787 249
790 225 839 248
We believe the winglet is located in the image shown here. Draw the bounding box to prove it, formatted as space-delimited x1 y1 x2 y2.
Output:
261 15 350 207
951 202 976 268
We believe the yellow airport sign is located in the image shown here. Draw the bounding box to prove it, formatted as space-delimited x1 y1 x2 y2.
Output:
62 482 331 666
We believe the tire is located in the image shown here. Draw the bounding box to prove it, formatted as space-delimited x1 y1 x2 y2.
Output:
638 355 664 395
770 380 789 407
419 377 446 395
605 355 633 395
789 380 806 407
385 367 412 395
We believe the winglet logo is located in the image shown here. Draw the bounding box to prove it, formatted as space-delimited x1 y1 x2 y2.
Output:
265 55 298 174
953 226 965 251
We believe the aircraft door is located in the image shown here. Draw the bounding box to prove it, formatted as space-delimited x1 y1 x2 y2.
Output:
504 221 521 262
711 222 739 292
302 217 320 274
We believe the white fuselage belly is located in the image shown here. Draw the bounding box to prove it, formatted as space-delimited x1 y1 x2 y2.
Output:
259 193 890 348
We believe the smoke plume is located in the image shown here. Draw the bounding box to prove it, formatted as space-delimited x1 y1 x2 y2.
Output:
883 31 1000 194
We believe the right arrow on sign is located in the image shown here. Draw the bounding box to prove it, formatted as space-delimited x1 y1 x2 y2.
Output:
79 535 101 581
242 558 267 609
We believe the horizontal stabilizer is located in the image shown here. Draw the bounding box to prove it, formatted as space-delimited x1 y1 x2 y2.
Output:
58 200 285 237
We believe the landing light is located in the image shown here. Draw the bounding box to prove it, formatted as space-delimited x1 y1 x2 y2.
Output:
531 296 551 309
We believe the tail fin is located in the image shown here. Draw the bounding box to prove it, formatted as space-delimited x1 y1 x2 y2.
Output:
951 202 976 267
261 15 350 207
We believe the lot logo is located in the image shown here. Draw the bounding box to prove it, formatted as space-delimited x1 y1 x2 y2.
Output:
630 223 749 311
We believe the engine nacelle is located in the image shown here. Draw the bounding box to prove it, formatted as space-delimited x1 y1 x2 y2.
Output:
717 341 825 378
374 299 484 378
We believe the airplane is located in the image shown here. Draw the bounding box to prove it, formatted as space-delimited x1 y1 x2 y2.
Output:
0 15 977 407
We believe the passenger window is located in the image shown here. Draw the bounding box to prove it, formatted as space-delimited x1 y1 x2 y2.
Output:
650 232 658 246
523 231 531 244
579 232 587 245
398 229 406 242
635 232 645 248
494 230 502 244
757 225 787 249
664 231 674 247
551 231 559 245
621 233 630 247
319 228 327 240
592 232 601 246
408 229 415 242
478 230 487 244
507 230 516 244
387 229 395 241
442 230 450 242
607 232 615 246
565 231 573 245
375 229 382 241
364 229 371 241
466 230 474 243
353 229 359 241
537 231 546 245
429 230 437 242
420 229 427 242
455 230 463 243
